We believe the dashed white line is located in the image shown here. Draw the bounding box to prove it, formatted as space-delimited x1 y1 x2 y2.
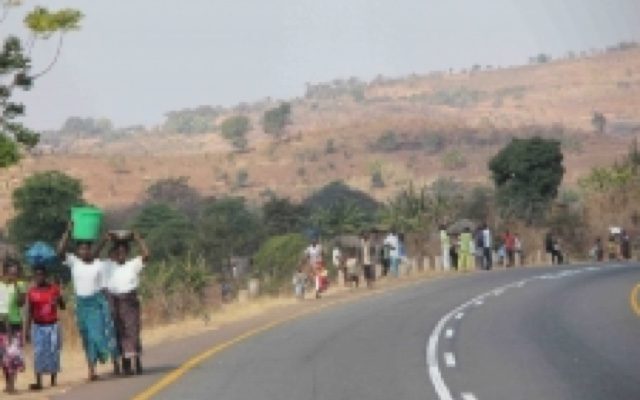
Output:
474 299 484 306
492 288 504 296
461 393 478 400
455 312 464 320
445 328 454 338
444 352 456 367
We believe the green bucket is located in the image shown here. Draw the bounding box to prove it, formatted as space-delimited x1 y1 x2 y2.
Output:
71 206 103 241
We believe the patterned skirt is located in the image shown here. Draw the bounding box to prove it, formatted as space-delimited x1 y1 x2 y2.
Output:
109 291 142 358
32 323 61 374
75 293 118 364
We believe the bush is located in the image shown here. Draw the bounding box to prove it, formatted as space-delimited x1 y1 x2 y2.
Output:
220 115 251 151
262 103 291 139
0 134 20 167
131 203 195 260
371 130 399 152
9 171 84 250
441 149 468 170
421 132 446 154
253 233 308 294
235 169 249 188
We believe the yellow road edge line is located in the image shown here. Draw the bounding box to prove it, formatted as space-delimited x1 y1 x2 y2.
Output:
630 283 640 317
131 276 434 400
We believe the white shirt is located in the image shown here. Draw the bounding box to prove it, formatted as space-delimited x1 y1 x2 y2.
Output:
104 256 145 295
384 234 400 258
482 229 492 249
332 247 342 267
66 254 106 297
0 282 10 314
305 244 323 265
361 239 372 265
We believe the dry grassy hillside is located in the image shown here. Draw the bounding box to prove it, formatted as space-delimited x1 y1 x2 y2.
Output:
2 48 640 226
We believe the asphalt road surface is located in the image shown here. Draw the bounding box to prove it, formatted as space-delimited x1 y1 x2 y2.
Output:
153 263 640 400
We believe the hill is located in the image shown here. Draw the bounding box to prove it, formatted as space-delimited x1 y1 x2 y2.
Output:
2 46 640 225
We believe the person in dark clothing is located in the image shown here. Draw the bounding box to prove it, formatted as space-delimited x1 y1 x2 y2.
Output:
621 230 631 260
449 235 459 271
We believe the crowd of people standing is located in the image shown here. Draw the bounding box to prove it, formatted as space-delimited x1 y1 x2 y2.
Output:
0 223 150 394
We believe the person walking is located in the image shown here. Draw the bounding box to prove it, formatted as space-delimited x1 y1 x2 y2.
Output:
361 232 374 288
439 225 451 271
482 224 493 270
607 235 618 261
103 232 149 376
58 225 117 382
1 259 27 394
292 267 307 300
474 227 485 270
304 239 324 299
458 228 473 272
384 230 400 277
503 230 516 267
621 230 631 260
514 233 523 266
26 265 65 391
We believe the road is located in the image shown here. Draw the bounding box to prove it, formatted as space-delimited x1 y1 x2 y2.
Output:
150 263 640 400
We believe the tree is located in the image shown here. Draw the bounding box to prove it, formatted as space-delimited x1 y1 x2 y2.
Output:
220 115 250 151
195 197 262 271
253 233 307 293
1 3 83 167
262 103 291 139
8 171 84 249
145 177 202 218
591 111 607 134
489 137 564 223
262 197 306 236
131 203 194 260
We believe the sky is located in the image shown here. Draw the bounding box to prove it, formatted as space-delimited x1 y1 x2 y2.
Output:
3 0 640 130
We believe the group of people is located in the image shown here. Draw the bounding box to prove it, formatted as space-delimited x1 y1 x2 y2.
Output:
440 224 523 271
0 224 149 394
295 230 406 299
591 230 633 262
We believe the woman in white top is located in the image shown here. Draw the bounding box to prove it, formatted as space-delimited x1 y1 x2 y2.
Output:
58 224 117 382
103 232 149 376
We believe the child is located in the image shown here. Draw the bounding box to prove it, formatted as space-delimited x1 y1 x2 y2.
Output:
292 267 307 300
1 258 27 394
345 250 360 289
26 265 65 391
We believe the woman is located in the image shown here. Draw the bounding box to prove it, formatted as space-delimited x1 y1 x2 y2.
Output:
1 259 26 394
58 224 117 381
103 232 149 375
26 265 65 391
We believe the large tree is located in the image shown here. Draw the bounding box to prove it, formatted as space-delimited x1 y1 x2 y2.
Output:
9 171 84 249
489 137 564 222
1 3 82 167
262 103 291 139
220 115 250 151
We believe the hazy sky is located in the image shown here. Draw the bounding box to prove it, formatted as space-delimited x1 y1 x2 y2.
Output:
3 0 640 130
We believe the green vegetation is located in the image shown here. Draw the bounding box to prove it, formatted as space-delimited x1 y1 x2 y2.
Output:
371 130 399 152
220 115 251 151
591 111 607 134
163 106 220 134
441 149 468 170
9 171 84 249
489 137 564 222
262 103 291 139
253 233 307 294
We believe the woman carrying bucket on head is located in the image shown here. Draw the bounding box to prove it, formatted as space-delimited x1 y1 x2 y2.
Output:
58 207 117 382
102 231 150 376
0 258 27 394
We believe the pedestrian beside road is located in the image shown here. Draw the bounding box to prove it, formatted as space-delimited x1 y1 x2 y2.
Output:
384 230 400 277
0 259 27 394
345 249 360 289
449 235 459 271
26 265 65 391
361 232 374 289
514 233 523 265
503 230 516 267
607 235 618 261
292 267 307 300
621 230 631 260
591 238 604 261
482 224 493 270
304 239 325 299
474 227 485 270
439 225 451 271
458 228 473 272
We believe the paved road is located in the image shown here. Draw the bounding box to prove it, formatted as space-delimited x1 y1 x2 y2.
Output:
154 264 640 400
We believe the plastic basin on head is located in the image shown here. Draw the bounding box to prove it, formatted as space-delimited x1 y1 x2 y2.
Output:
71 207 103 241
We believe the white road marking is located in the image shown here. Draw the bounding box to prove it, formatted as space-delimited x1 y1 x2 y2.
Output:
444 352 456 367
585 266 598 271
445 329 454 339
474 299 483 306
426 266 590 400
516 281 526 288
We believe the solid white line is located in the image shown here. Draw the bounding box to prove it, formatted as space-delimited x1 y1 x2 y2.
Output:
492 288 504 296
516 281 526 288
474 299 483 306
444 352 456 367
461 393 478 400
445 328 454 338
455 312 464 320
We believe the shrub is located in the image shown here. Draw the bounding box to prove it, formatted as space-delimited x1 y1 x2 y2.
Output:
441 149 468 170
371 130 399 152
421 132 446 154
253 233 307 294
262 103 291 139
